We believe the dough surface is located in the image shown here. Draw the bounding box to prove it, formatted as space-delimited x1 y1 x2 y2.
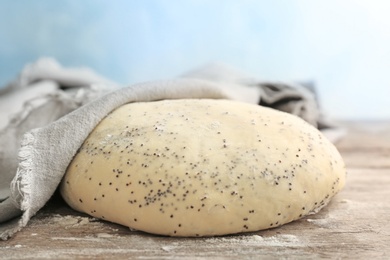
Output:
60 99 346 236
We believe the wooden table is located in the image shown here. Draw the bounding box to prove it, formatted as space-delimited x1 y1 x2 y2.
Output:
1 121 389 259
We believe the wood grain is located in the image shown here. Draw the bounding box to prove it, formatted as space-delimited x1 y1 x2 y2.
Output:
1 121 389 259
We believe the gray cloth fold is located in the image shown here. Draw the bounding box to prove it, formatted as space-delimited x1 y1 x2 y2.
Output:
0 58 341 240
182 63 321 128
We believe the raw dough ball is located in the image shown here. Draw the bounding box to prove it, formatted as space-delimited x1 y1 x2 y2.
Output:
60 99 346 237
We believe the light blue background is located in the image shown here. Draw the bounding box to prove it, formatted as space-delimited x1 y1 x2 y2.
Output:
0 0 389 120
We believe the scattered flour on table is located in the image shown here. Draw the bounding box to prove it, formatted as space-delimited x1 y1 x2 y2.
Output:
306 199 361 229
1 244 23 249
208 234 305 247
40 214 119 232
306 218 334 228
96 233 115 238
45 214 92 228
51 237 104 242
161 234 305 252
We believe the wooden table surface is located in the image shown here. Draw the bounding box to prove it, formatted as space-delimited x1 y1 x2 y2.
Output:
1 121 389 259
